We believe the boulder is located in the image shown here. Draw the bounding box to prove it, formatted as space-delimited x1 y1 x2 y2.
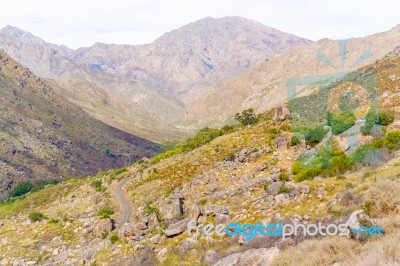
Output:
147 212 159 229
178 238 197 254
299 185 310 194
274 193 290 204
215 213 231 225
346 210 377 231
161 198 183 221
187 204 201 219
203 250 218 265
266 182 283 196
91 218 113 237
272 105 290 122
163 218 192 237
213 247 279 266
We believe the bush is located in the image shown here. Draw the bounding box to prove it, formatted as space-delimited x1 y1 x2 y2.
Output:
29 211 45 222
361 110 379 135
290 135 301 146
9 181 34 197
279 170 290 182
328 111 356 135
278 185 290 194
235 109 259 126
304 126 327 146
97 207 114 219
90 180 104 192
110 232 119 244
378 111 394 126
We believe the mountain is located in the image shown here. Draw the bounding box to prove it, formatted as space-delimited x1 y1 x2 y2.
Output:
181 24 400 128
0 17 312 142
0 49 160 199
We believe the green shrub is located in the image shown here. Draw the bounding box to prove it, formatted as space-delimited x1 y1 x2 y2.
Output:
29 211 45 222
90 180 104 192
378 111 394 126
110 232 119 244
97 207 114 219
290 135 301 146
304 126 327 146
278 185 290 194
10 181 34 197
235 109 259 126
279 170 290 182
328 111 356 135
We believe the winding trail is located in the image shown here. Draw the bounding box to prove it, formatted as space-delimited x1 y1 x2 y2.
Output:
115 177 134 228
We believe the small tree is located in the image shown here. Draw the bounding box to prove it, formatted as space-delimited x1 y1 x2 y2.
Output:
10 181 34 197
235 109 259 126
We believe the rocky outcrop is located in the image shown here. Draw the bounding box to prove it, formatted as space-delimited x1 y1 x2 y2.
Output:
213 247 279 266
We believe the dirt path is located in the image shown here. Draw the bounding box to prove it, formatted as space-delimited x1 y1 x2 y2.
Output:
115 177 134 228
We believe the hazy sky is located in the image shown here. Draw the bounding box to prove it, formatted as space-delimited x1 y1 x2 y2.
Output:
1 0 399 49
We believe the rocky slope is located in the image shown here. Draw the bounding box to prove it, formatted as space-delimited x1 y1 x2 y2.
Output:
181 25 400 128
0 49 159 199
0 17 311 142
1 53 400 265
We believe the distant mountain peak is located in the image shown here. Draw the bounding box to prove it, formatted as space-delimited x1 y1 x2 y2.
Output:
0 25 44 45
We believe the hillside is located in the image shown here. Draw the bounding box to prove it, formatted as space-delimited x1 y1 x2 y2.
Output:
181 25 400 128
0 53 400 265
0 50 160 199
0 17 311 142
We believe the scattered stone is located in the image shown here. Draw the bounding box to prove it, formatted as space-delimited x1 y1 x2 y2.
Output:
91 218 113 237
178 238 196 254
163 218 192 237
274 193 289 204
203 250 218 265
213 247 279 266
266 181 283 196
187 204 201 219
299 185 310 194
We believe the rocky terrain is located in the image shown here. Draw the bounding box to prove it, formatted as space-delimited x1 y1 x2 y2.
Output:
0 17 311 142
0 49 159 199
0 52 400 265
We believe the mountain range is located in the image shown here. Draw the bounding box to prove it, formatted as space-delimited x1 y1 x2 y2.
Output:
0 17 312 142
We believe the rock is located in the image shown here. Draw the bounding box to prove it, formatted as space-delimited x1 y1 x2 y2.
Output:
276 238 295 250
203 250 218 265
0 258 9 266
163 218 192 237
178 238 196 254
149 234 161 244
272 105 290 122
274 193 289 204
118 224 135 238
266 181 283 196
346 210 377 232
52 248 60 255
187 204 201 219
299 185 310 194
157 248 168 262
0 221 3 227
313 176 323 181
215 213 231 224
147 212 159 229
326 199 337 207
136 221 148 230
161 192 183 221
396 205 400 217
269 166 280 175
213 247 279 266
91 218 113 237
